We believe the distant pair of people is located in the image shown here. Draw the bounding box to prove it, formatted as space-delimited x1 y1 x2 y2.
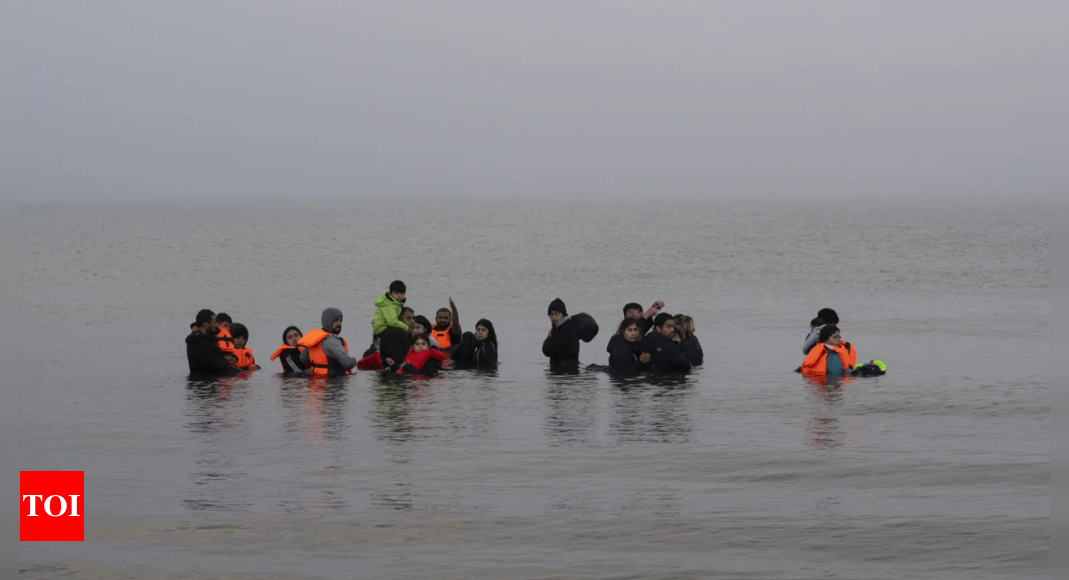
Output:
186 309 259 375
796 308 883 378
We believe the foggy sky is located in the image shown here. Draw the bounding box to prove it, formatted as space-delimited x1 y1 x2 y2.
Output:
6 1 1065 203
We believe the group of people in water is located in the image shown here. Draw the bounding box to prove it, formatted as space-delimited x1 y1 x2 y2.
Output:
185 280 882 380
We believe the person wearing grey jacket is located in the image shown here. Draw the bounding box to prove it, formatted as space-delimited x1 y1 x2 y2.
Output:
300 307 358 377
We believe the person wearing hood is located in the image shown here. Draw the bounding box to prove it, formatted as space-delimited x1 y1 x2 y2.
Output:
606 318 651 374
542 298 580 370
639 313 692 374
186 309 241 376
452 318 499 369
372 281 412 372
299 308 358 377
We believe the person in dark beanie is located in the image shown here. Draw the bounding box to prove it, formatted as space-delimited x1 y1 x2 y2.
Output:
542 297 580 371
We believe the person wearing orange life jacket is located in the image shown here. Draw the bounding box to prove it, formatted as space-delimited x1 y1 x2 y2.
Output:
228 323 261 371
800 325 857 378
299 308 358 377
430 298 462 352
213 312 238 356
270 325 308 375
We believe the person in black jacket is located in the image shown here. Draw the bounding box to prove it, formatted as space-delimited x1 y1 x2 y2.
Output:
452 318 499 369
186 309 241 376
542 297 580 371
606 318 652 374
639 313 692 374
673 314 704 366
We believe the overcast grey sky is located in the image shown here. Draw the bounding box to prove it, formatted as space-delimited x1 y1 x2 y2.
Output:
6 1 1065 203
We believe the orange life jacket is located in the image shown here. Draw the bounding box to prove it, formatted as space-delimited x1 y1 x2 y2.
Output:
270 344 304 361
232 347 257 370
801 342 857 376
430 326 453 349
215 326 236 354
298 329 350 377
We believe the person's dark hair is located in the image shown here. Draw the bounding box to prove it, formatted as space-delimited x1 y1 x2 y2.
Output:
401 306 415 317
819 324 840 344
230 323 249 341
411 333 430 345
282 325 302 343
215 312 233 324
810 317 825 329
389 280 407 294
653 312 674 329
437 307 450 315
817 308 839 325
475 319 498 347
190 322 197 330
623 302 643 315
414 315 433 332
195 309 214 327
617 317 641 336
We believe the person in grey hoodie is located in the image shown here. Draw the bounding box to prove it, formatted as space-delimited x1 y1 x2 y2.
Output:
300 307 359 377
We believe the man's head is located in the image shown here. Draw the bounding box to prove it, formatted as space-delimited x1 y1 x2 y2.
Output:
548 298 568 323
810 317 825 331
321 307 344 334
623 302 643 318
654 312 676 338
401 307 415 329
231 323 249 348
817 308 839 325
435 308 452 329
389 280 407 302
215 312 232 330
194 309 215 333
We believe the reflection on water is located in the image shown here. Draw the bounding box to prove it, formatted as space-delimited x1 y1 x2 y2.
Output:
282 375 348 444
608 379 694 444
805 378 851 450
182 377 254 513
543 371 600 445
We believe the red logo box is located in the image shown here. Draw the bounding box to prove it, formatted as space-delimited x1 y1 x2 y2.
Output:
20 471 84 541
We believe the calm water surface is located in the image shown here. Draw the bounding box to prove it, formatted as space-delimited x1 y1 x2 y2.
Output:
19 199 1049 579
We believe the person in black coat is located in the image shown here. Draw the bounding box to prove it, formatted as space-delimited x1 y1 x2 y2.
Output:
186 309 241 376
542 297 580 370
451 319 499 369
606 318 651 374
673 314 704 366
639 313 692 374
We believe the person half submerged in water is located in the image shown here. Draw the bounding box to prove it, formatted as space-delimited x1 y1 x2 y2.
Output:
606 318 651 375
800 324 857 379
542 298 580 371
228 323 261 371
270 325 308 375
430 298 463 353
299 308 358 378
186 309 241 376
639 313 692 374
451 318 499 369
396 334 448 375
